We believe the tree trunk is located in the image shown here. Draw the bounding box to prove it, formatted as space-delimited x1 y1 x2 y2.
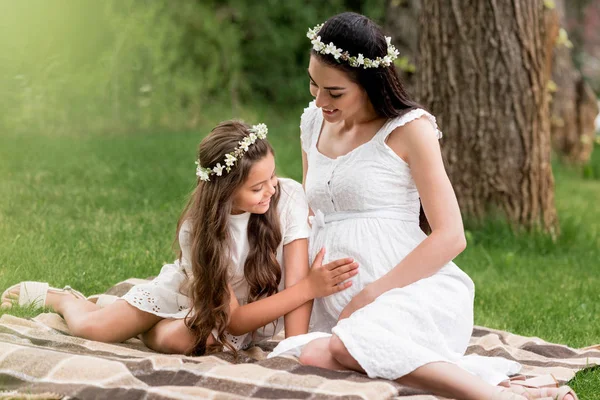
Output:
383 0 421 93
549 0 599 165
416 1 559 233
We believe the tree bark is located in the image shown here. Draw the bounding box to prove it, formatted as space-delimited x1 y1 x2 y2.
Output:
549 0 599 165
383 0 421 93
416 1 560 232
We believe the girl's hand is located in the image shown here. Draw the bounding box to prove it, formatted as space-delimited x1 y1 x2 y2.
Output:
338 284 378 322
306 248 358 299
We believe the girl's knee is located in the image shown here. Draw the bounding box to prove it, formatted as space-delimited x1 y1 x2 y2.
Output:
143 319 195 354
156 334 193 354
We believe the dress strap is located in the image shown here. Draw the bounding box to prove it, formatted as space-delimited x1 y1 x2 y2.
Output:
300 101 322 154
375 108 443 143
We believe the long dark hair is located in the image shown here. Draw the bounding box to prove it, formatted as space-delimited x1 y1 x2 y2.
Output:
312 12 421 118
176 121 282 355
313 12 430 232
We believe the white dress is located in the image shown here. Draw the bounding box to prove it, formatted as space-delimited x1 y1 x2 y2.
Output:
121 178 311 350
269 102 520 384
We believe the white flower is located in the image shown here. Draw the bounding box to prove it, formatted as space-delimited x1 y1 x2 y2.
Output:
196 166 210 181
312 37 325 52
253 123 267 132
324 42 337 55
331 47 343 60
213 163 225 176
356 53 365 66
386 36 392 46
239 138 251 152
252 123 268 139
382 55 393 66
388 46 399 59
306 24 323 39
249 132 257 142
225 153 236 167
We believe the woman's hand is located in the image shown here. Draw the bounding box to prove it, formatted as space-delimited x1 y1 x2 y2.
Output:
338 284 378 322
306 248 358 299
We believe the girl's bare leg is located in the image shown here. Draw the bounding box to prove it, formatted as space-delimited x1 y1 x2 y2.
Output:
48 292 162 342
142 318 207 354
4 287 162 342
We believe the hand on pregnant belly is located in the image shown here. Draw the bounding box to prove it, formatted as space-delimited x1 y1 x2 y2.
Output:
338 283 378 322
307 248 359 298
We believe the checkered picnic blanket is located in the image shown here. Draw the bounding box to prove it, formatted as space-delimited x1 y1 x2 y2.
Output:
0 278 598 399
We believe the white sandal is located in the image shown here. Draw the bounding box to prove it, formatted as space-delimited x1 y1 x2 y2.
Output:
1 281 85 309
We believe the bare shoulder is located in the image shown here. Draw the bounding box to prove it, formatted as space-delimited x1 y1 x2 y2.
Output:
386 114 441 164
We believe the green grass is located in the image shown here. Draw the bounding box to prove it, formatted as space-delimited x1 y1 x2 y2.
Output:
0 115 599 397
0 105 305 296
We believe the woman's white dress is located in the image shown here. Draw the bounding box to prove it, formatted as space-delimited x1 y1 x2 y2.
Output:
121 178 311 350
269 102 520 384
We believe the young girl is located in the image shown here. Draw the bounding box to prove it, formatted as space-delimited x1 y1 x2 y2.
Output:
269 12 577 400
1 120 358 355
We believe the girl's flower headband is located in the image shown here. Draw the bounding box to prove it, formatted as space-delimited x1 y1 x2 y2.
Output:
195 123 268 182
307 23 399 69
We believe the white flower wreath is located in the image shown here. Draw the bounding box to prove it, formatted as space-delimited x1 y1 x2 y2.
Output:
195 123 268 182
307 23 400 69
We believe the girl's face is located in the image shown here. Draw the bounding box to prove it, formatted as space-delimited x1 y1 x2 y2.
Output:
308 55 370 123
231 151 278 215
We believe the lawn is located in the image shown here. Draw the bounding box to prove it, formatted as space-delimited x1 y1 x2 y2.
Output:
0 110 598 397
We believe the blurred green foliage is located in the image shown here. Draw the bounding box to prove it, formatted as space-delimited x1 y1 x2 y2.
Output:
582 142 600 180
0 0 385 134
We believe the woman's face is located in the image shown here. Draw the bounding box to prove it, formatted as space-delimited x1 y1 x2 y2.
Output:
308 55 370 123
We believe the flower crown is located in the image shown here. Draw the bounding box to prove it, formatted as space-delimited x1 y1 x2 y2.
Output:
307 23 399 69
195 123 268 182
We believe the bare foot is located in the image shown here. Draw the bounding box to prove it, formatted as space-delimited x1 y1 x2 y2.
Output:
505 385 576 400
492 388 528 400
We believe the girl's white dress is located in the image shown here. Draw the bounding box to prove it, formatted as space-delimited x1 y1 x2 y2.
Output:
269 102 520 384
121 178 311 350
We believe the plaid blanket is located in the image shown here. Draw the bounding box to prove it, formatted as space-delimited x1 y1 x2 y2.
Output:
0 279 598 400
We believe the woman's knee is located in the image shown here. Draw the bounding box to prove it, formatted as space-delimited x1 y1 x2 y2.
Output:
328 335 350 362
298 346 317 365
298 338 329 366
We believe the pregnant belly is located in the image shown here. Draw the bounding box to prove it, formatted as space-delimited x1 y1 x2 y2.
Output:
320 255 379 318
310 219 427 318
